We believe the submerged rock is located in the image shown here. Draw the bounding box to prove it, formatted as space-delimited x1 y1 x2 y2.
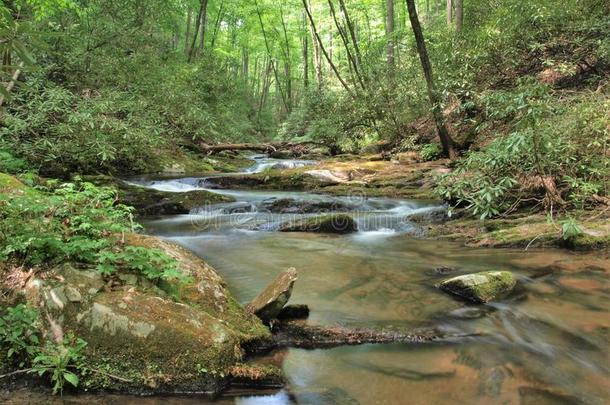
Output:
439 271 517 303
278 214 358 234
246 268 298 323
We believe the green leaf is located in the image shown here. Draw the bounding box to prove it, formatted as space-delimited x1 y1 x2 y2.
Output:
63 372 80 387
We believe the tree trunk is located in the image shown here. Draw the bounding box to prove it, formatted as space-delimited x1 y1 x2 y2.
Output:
303 0 354 97
328 0 365 91
386 0 395 82
405 0 457 159
210 0 225 52
187 0 208 63
303 12 309 89
184 9 192 56
280 7 293 112
199 4 208 54
454 0 463 32
446 0 453 25
307 1 323 89
254 0 289 114
338 0 363 72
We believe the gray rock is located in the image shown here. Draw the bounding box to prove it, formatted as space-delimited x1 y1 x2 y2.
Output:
278 214 358 234
246 268 298 323
64 286 83 303
439 271 517 303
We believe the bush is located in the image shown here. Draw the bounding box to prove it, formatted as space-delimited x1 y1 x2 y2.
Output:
420 144 442 161
436 83 609 219
0 178 185 283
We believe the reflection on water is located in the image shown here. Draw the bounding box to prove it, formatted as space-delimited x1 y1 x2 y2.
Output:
6 162 609 404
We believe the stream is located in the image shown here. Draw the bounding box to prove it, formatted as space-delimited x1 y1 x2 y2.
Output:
7 156 609 404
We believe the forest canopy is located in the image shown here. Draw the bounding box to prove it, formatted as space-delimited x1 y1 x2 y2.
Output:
1 0 608 214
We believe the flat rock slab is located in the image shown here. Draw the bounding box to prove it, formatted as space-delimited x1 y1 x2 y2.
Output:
439 271 517 303
246 268 298 323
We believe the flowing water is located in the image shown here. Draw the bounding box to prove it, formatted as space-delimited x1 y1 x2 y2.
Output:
5 157 609 404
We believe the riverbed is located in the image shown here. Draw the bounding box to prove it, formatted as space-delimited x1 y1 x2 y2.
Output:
6 156 608 404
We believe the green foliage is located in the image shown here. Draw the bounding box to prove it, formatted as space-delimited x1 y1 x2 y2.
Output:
32 335 87 394
419 144 442 162
0 304 41 366
0 150 27 174
561 217 583 241
0 305 86 394
437 83 609 219
0 178 186 283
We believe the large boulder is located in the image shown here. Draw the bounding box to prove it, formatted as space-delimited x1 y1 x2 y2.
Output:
278 214 358 234
23 234 271 394
246 269 298 323
439 271 517 303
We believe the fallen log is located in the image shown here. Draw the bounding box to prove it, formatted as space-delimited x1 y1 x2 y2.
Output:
247 320 480 352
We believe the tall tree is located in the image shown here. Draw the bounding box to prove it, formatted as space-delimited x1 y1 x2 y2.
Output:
386 0 395 82
303 0 353 97
302 11 309 89
405 0 457 158
184 9 192 55
254 0 289 113
188 0 208 63
446 0 453 25
455 0 464 32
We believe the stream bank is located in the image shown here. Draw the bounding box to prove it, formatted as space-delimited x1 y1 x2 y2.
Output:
2 153 609 404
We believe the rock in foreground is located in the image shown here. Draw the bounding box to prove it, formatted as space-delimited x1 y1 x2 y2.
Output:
246 269 298 323
278 214 358 234
23 234 271 395
439 271 517 303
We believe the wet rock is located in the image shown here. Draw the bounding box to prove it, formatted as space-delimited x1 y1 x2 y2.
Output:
246 269 298 323
81 175 233 216
304 170 350 185
439 271 517 303
406 208 448 224
269 150 298 159
277 304 310 320
261 198 353 214
278 214 358 234
118 185 233 216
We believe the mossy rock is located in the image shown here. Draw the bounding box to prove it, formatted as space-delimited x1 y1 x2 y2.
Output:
22 234 272 395
81 175 234 216
0 173 35 197
439 271 517 303
278 214 358 234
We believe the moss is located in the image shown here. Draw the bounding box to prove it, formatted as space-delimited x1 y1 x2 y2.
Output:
439 271 517 303
0 173 35 197
81 175 234 216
